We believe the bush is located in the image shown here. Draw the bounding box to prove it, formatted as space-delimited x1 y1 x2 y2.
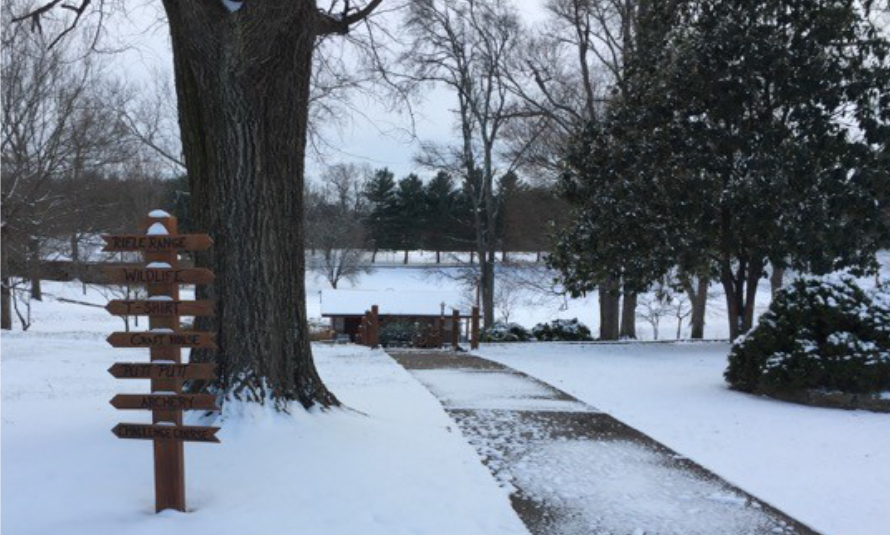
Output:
531 318 593 341
725 275 890 395
481 322 531 343
379 321 421 347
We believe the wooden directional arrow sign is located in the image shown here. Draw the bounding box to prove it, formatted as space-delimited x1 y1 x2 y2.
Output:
110 394 219 411
102 234 213 252
106 300 215 317
107 332 217 349
108 362 218 380
104 267 215 285
112 423 220 443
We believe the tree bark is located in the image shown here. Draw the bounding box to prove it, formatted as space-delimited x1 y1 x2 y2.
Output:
598 276 620 340
685 276 708 339
619 289 636 339
480 249 495 328
28 238 41 301
164 1 338 409
770 264 785 296
1 277 11 331
403 249 409 264
743 257 763 332
720 255 762 340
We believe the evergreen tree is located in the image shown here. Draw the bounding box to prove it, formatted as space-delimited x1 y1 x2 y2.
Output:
659 0 890 339
394 173 427 263
496 170 522 260
363 168 398 260
424 171 457 263
552 0 890 340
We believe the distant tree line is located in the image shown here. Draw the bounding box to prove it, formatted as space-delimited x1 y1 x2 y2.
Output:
304 164 567 285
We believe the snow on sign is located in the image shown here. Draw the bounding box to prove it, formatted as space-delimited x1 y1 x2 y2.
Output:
104 211 219 514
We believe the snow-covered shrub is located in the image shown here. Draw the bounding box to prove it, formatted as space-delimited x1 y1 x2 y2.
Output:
725 275 890 395
531 318 593 341
379 321 420 347
481 322 531 343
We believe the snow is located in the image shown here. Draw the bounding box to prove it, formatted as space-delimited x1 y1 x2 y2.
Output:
1 282 529 535
412 369 590 412
145 262 172 269
513 439 784 535
321 288 466 316
220 0 243 13
146 222 169 236
147 210 172 218
477 342 890 535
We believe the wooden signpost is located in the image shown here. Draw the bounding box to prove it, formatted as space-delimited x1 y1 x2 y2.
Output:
104 210 219 513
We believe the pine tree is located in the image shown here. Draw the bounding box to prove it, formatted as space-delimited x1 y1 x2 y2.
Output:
394 173 427 263
424 171 457 263
496 170 522 261
363 168 398 261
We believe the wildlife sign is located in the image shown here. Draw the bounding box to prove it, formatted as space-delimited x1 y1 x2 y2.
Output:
103 210 220 513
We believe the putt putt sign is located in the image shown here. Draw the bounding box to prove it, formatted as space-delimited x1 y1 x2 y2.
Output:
104 210 219 513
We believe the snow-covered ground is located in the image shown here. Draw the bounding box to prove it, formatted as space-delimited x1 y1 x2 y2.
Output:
307 251 890 341
478 342 890 535
1 282 528 535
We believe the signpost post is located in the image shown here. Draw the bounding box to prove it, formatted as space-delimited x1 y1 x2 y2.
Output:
104 211 219 513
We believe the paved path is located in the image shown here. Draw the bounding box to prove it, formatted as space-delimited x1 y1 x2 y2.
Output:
388 350 819 535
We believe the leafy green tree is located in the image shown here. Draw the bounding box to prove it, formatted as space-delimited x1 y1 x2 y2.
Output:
553 0 890 341
660 0 890 339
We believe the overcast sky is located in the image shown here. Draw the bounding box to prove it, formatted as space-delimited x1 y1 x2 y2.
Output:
108 1 548 182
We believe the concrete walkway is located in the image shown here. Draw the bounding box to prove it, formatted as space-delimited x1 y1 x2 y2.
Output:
388 349 819 535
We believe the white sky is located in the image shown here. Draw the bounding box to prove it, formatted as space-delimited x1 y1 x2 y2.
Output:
106 1 549 181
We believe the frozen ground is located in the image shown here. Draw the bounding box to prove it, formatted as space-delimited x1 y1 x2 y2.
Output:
392 350 811 535
1 282 529 535
478 342 890 535
307 251 890 340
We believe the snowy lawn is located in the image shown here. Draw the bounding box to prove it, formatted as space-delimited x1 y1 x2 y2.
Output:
1 282 528 535
478 341 890 535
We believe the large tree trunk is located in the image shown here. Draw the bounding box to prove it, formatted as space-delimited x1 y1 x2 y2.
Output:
1 277 11 331
619 289 636 339
164 1 336 409
720 256 762 341
598 276 620 340
770 264 785 296
480 250 495 329
743 257 763 332
685 276 708 339
28 238 42 301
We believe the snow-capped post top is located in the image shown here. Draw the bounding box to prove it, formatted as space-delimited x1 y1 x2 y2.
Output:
146 222 170 236
148 209 173 218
